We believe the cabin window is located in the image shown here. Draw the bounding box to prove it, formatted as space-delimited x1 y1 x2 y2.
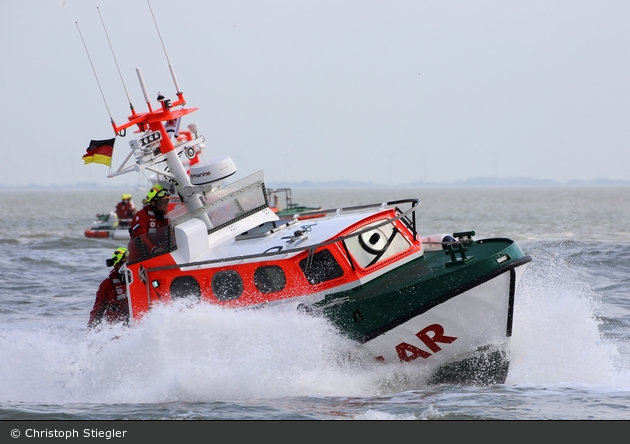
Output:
170 275 201 300
206 184 267 229
254 265 286 293
299 249 344 285
212 271 243 301
344 220 411 269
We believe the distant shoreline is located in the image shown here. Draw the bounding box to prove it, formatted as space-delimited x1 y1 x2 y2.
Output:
1 177 629 190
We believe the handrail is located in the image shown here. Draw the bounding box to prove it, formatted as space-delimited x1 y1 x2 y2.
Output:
144 198 421 272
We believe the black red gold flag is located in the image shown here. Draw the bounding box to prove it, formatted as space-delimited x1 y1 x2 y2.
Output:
83 138 115 166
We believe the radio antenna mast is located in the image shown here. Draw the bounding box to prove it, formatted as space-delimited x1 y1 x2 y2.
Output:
76 21 115 127
97 6 135 115
147 0 185 104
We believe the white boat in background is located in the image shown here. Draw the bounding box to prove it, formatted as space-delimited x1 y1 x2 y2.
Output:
266 188 324 220
84 212 131 240
84 128 202 241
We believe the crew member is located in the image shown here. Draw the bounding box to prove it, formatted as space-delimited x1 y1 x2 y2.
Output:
88 247 130 329
129 185 171 239
115 194 136 227
128 184 172 258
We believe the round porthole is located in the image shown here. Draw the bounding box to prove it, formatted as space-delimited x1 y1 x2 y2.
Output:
254 265 286 294
211 271 243 301
170 275 201 300
171 276 201 299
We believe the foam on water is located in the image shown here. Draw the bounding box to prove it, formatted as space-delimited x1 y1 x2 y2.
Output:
2 188 630 418
0 300 433 404
508 240 630 386
2 262 629 408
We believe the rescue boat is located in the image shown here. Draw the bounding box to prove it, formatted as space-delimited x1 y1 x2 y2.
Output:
81 6 531 386
84 212 131 240
267 188 324 220
84 129 199 241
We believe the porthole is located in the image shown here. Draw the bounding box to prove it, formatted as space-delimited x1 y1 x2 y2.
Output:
211 271 243 301
254 265 286 294
170 275 201 300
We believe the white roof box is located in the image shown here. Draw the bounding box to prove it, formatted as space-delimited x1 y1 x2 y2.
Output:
189 156 237 185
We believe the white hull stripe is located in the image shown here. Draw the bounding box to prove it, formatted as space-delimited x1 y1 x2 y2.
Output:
358 257 531 343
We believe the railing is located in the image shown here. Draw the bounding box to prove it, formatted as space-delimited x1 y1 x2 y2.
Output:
142 198 421 272
127 224 177 264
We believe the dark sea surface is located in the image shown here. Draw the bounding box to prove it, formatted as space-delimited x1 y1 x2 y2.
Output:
1 186 629 420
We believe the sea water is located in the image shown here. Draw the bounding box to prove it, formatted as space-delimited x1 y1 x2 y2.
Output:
0 186 629 420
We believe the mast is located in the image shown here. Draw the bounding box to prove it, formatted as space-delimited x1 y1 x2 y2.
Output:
102 0 213 230
86 1 215 230
112 70 213 229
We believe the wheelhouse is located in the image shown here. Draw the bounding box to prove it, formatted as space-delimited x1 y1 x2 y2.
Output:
122 172 422 319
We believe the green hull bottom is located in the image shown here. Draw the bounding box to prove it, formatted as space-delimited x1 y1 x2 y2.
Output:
313 238 531 342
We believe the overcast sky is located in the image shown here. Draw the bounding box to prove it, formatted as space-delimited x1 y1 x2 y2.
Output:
1 0 629 187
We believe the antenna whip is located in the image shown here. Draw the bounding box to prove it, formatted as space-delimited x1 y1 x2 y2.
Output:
147 0 183 97
97 7 135 114
76 21 114 126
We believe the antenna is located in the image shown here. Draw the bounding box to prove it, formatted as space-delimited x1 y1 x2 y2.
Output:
136 68 153 112
97 7 135 115
76 21 115 127
147 0 185 105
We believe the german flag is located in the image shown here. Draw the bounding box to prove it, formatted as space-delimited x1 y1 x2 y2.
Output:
83 138 115 166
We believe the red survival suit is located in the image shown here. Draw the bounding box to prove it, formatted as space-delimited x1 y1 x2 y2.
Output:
128 205 170 258
116 200 136 227
88 269 129 328
129 206 169 239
